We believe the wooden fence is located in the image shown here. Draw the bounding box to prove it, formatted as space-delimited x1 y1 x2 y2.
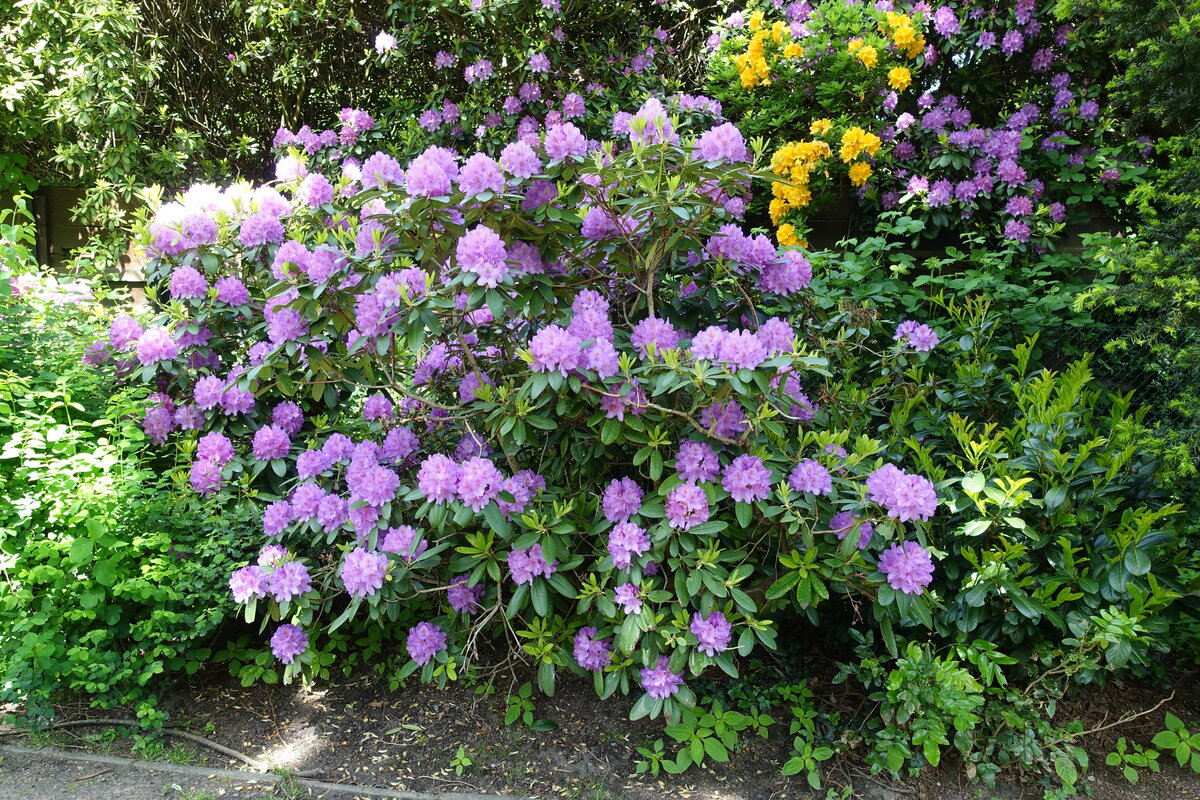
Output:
2 187 146 283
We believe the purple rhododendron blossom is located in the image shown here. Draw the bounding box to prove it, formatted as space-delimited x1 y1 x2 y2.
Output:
270 624 308 664
878 541 935 594
690 610 731 656
608 521 650 569
508 543 557 584
722 454 771 503
448 575 485 614
676 441 720 483
640 656 684 699
788 459 832 495
341 548 389 597
407 622 447 665
665 483 710 530
269 561 311 603
418 454 459 503
602 477 643 523
574 626 612 671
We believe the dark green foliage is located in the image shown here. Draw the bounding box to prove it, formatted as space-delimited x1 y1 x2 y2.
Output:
1056 0 1200 138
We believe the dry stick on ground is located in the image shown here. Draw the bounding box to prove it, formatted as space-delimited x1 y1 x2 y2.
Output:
1046 689 1178 748
0 718 318 777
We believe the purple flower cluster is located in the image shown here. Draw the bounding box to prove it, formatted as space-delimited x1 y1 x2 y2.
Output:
341 547 389 597
866 464 938 522
894 321 940 352
270 624 308 664
608 522 650 569
447 575 485 614
830 511 874 550
614 582 642 614
695 123 749 163
690 610 731 656
381 525 427 563
878 541 936 594
602 477 643 523
722 454 772 503
508 543 557 585
676 441 720 483
406 622 447 665
573 626 612 671
640 656 684 699
788 459 832 495
665 483 710 530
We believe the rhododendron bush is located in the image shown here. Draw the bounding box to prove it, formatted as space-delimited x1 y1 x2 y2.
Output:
87 102 949 719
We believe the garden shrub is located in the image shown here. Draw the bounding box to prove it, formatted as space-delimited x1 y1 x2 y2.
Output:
86 86 1188 730
0 261 260 725
91 102 954 720
820 304 1184 667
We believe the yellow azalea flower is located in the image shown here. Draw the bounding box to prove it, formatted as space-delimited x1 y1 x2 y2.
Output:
857 46 878 69
777 224 800 246
892 25 915 48
810 118 833 136
749 11 764 31
784 42 803 58
848 37 864 53
849 161 873 186
769 197 787 223
771 21 787 44
906 35 926 58
888 66 911 91
840 143 859 162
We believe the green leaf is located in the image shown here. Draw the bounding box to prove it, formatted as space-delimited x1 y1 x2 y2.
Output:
1124 548 1152 576
1055 756 1078 786
961 519 991 537
703 737 729 763
1044 485 1069 512
962 472 986 494
629 692 655 721
69 538 94 564
537 660 556 697
93 559 118 587
483 503 509 537
735 502 752 529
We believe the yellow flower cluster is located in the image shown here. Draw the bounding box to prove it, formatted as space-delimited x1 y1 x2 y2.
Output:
736 19 798 88
839 126 881 162
769 138 833 222
735 30 771 88
776 223 805 247
848 161 873 186
882 11 925 58
887 66 911 91
769 121 884 242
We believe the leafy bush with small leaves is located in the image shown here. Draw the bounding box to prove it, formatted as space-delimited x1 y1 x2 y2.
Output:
1106 736 1160 784
0 277 259 725
1151 713 1200 773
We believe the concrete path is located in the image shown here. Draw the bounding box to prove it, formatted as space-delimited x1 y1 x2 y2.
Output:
0 745 512 800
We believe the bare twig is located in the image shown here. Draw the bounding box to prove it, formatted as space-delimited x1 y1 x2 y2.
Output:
1047 690 1177 748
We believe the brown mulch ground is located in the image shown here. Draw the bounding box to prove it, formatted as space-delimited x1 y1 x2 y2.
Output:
13 658 1200 800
